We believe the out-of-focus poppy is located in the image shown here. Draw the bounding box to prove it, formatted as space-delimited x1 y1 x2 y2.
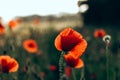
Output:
22 66 28 73
0 55 19 73
16 18 23 24
65 66 71 77
0 22 5 34
64 54 84 68
8 20 18 28
91 73 97 80
49 65 57 71
40 72 45 78
33 17 40 26
54 28 87 68
94 29 106 38
23 39 38 53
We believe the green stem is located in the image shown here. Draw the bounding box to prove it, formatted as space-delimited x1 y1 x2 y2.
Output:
0 75 3 80
59 51 64 80
113 69 116 80
0 74 12 80
40 76 44 80
72 68 77 80
106 45 109 80
80 67 85 80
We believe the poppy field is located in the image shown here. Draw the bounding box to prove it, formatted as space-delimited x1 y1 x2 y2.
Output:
0 15 120 80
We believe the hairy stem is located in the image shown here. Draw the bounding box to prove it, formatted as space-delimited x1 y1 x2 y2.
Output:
59 51 64 80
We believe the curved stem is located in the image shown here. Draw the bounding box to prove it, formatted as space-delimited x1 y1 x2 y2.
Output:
72 68 77 80
80 67 85 80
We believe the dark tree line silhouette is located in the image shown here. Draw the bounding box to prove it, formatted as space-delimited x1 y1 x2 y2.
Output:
79 0 120 26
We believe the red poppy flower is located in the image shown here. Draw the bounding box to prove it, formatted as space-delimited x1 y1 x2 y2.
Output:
54 28 87 68
49 65 57 71
64 54 84 68
8 20 18 28
33 17 40 26
94 29 106 38
40 72 45 78
0 55 19 73
23 39 38 53
54 28 87 59
65 66 71 77
0 23 5 34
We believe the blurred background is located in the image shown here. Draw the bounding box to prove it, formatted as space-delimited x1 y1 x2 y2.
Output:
0 0 120 80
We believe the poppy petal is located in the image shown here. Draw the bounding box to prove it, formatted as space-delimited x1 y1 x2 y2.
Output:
61 28 83 51
54 28 83 51
23 39 38 53
0 23 5 34
8 20 18 28
60 28 83 39
0 56 11 64
64 54 84 68
74 59 84 68
0 55 19 73
54 34 62 51
94 29 106 38
8 58 19 72
68 39 87 59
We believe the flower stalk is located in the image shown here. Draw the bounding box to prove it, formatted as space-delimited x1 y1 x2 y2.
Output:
72 68 77 80
103 35 111 80
59 51 65 80
80 67 85 80
106 43 109 80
